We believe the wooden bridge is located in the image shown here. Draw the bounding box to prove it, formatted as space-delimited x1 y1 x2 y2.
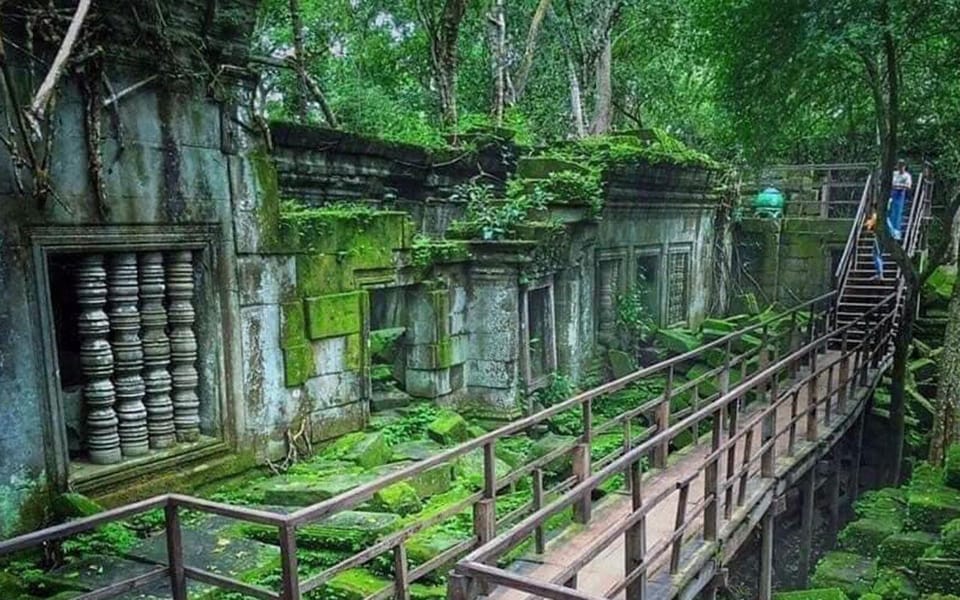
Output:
0 175 934 600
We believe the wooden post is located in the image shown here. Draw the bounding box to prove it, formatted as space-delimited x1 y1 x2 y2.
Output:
704 408 722 542
825 363 835 425
850 412 866 504
446 572 474 600
724 397 740 519
759 324 770 372
164 502 187 600
738 428 754 508
828 454 841 542
394 544 411 600
670 482 690 574
789 389 799 456
279 523 301 600
806 373 819 442
798 470 816 586
759 509 774 600
623 420 633 492
625 459 646 600
654 366 673 469
762 379 778 479
838 332 850 413
572 443 591 523
788 312 798 378
532 469 545 554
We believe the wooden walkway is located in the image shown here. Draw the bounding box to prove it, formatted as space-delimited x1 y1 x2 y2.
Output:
492 354 837 600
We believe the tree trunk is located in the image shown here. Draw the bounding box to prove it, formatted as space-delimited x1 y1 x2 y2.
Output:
889 292 913 484
567 54 586 138
288 0 310 123
589 35 613 134
513 0 552 100
488 0 506 125
930 273 960 464
438 0 469 129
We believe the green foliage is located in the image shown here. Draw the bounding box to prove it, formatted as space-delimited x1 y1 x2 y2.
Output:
534 373 575 408
62 523 138 557
545 130 719 170
447 183 546 241
374 404 442 447
617 281 659 348
511 170 605 217
411 235 470 269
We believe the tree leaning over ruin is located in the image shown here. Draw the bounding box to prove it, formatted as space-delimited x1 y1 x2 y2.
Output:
698 0 960 484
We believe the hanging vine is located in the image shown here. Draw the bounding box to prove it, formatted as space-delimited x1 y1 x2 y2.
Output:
0 0 261 215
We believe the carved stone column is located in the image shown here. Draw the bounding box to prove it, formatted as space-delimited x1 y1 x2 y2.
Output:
76 255 122 464
597 259 619 345
140 252 176 449
108 253 149 457
166 250 200 442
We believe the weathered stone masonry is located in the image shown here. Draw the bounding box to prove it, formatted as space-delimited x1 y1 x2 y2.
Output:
0 9 729 538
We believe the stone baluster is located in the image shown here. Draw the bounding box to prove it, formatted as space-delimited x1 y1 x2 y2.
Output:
76 255 122 464
166 250 200 442
140 252 176 449
597 260 618 344
108 253 149 457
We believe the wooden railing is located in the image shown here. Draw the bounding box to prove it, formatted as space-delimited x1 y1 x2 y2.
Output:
834 172 873 297
451 292 898 600
0 294 838 600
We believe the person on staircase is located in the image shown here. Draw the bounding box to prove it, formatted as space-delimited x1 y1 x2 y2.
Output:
865 206 884 280
887 159 912 241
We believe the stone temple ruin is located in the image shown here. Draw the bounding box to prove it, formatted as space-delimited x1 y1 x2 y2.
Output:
0 2 860 561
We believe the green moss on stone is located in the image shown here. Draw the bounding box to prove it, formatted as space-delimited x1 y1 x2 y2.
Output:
810 551 878 598
906 486 960 532
305 292 364 340
656 328 702 355
839 518 902 557
249 148 281 250
426 411 469 445
237 510 400 552
52 493 103 519
372 482 422 516
410 583 448 600
324 568 391 600
879 531 939 570
296 253 355 296
406 524 470 567
281 301 307 349
528 433 576 477
871 568 920 600
773 590 849 600
455 449 511 491
856 488 908 526
941 519 960 558
916 558 960 596
283 344 313 387
345 333 364 372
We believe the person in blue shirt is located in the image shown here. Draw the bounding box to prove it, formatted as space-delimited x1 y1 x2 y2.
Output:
888 159 913 241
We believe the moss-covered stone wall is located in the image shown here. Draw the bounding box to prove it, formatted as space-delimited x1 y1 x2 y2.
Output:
734 217 851 309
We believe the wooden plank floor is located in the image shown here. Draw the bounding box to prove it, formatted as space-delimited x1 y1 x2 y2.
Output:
491 351 845 600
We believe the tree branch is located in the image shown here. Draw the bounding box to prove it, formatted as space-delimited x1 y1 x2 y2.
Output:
25 0 93 137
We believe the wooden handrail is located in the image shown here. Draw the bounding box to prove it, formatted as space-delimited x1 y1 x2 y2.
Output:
458 294 896 576
834 172 872 285
0 291 839 600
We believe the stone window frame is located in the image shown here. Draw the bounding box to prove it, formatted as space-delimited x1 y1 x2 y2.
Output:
519 276 558 392
27 224 233 492
665 243 693 327
594 248 628 342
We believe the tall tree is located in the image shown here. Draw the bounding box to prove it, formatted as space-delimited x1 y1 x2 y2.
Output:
695 0 960 482
415 0 471 128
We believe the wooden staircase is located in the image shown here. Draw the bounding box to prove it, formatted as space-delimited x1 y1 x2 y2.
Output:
833 172 931 345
